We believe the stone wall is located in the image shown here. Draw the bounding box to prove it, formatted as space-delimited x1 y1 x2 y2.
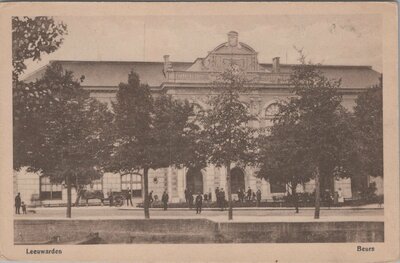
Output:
14 219 384 244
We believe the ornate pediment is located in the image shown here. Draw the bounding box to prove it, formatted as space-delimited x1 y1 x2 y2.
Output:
196 31 260 72
163 31 290 85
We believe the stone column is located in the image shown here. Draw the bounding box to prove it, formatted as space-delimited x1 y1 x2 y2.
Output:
177 167 185 201
220 167 227 191
167 167 173 200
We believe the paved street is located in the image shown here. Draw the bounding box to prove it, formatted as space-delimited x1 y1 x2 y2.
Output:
14 206 384 222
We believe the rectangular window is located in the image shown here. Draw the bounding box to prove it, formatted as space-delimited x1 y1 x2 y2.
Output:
88 178 103 191
121 174 142 197
270 179 286 193
40 176 62 200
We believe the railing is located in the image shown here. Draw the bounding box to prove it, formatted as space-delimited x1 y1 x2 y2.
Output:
165 70 291 84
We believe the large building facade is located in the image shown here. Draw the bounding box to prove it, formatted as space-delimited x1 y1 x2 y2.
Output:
16 31 383 206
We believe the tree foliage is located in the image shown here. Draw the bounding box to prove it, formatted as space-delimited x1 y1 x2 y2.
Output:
353 78 383 178
110 71 198 218
201 66 256 167
256 117 314 213
264 56 358 218
14 63 112 217
200 65 257 219
12 16 67 80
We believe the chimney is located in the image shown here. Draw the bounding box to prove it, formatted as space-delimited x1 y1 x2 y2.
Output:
272 57 280 73
163 55 173 75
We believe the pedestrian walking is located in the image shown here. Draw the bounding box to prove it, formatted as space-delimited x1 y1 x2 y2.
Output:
208 191 212 202
21 201 27 214
203 193 208 203
126 187 133 206
195 192 203 214
247 187 252 201
162 191 169 210
15 193 21 214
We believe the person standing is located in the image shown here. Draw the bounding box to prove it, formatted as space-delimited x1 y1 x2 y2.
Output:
215 187 220 206
126 187 133 206
21 201 27 214
149 190 154 208
184 188 189 205
324 189 332 209
162 190 169 211
237 189 242 203
247 187 252 201
256 189 262 207
338 188 344 206
220 188 226 211
195 192 203 214
189 191 194 209
15 193 21 214
108 190 113 207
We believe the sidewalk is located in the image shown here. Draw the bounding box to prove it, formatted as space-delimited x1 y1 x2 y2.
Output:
118 204 384 211
30 204 384 211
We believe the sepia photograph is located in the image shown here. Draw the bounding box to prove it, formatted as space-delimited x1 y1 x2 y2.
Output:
0 2 398 262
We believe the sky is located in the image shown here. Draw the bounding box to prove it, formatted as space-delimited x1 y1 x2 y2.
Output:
22 14 382 77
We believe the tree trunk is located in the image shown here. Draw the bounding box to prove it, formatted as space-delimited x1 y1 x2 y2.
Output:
292 184 299 213
226 162 233 220
143 167 150 219
314 166 321 219
66 172 72 218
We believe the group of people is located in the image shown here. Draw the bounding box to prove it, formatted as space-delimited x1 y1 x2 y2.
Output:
14 192 27 214
124 188 169 210
184 189 209 214
323 188 344 208
237 187 262 206
215 187 227 211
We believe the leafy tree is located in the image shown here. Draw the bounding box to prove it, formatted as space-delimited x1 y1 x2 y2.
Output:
12 16 67 81
110 71 196 219
256 115 314 213
14 63 113 218
110 71 153 218
200 66 257 220
353 76 383 194
13 16 68 170
275 56 358 219
152 95 206 170
13 80 52 170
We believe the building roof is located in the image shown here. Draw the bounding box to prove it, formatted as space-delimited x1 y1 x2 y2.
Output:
23 60 191 87
23 60 381 90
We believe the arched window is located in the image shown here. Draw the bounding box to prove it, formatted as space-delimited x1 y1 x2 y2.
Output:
121 173 142 197
186 168 203 194
231 167 245 193
265 103 280 119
